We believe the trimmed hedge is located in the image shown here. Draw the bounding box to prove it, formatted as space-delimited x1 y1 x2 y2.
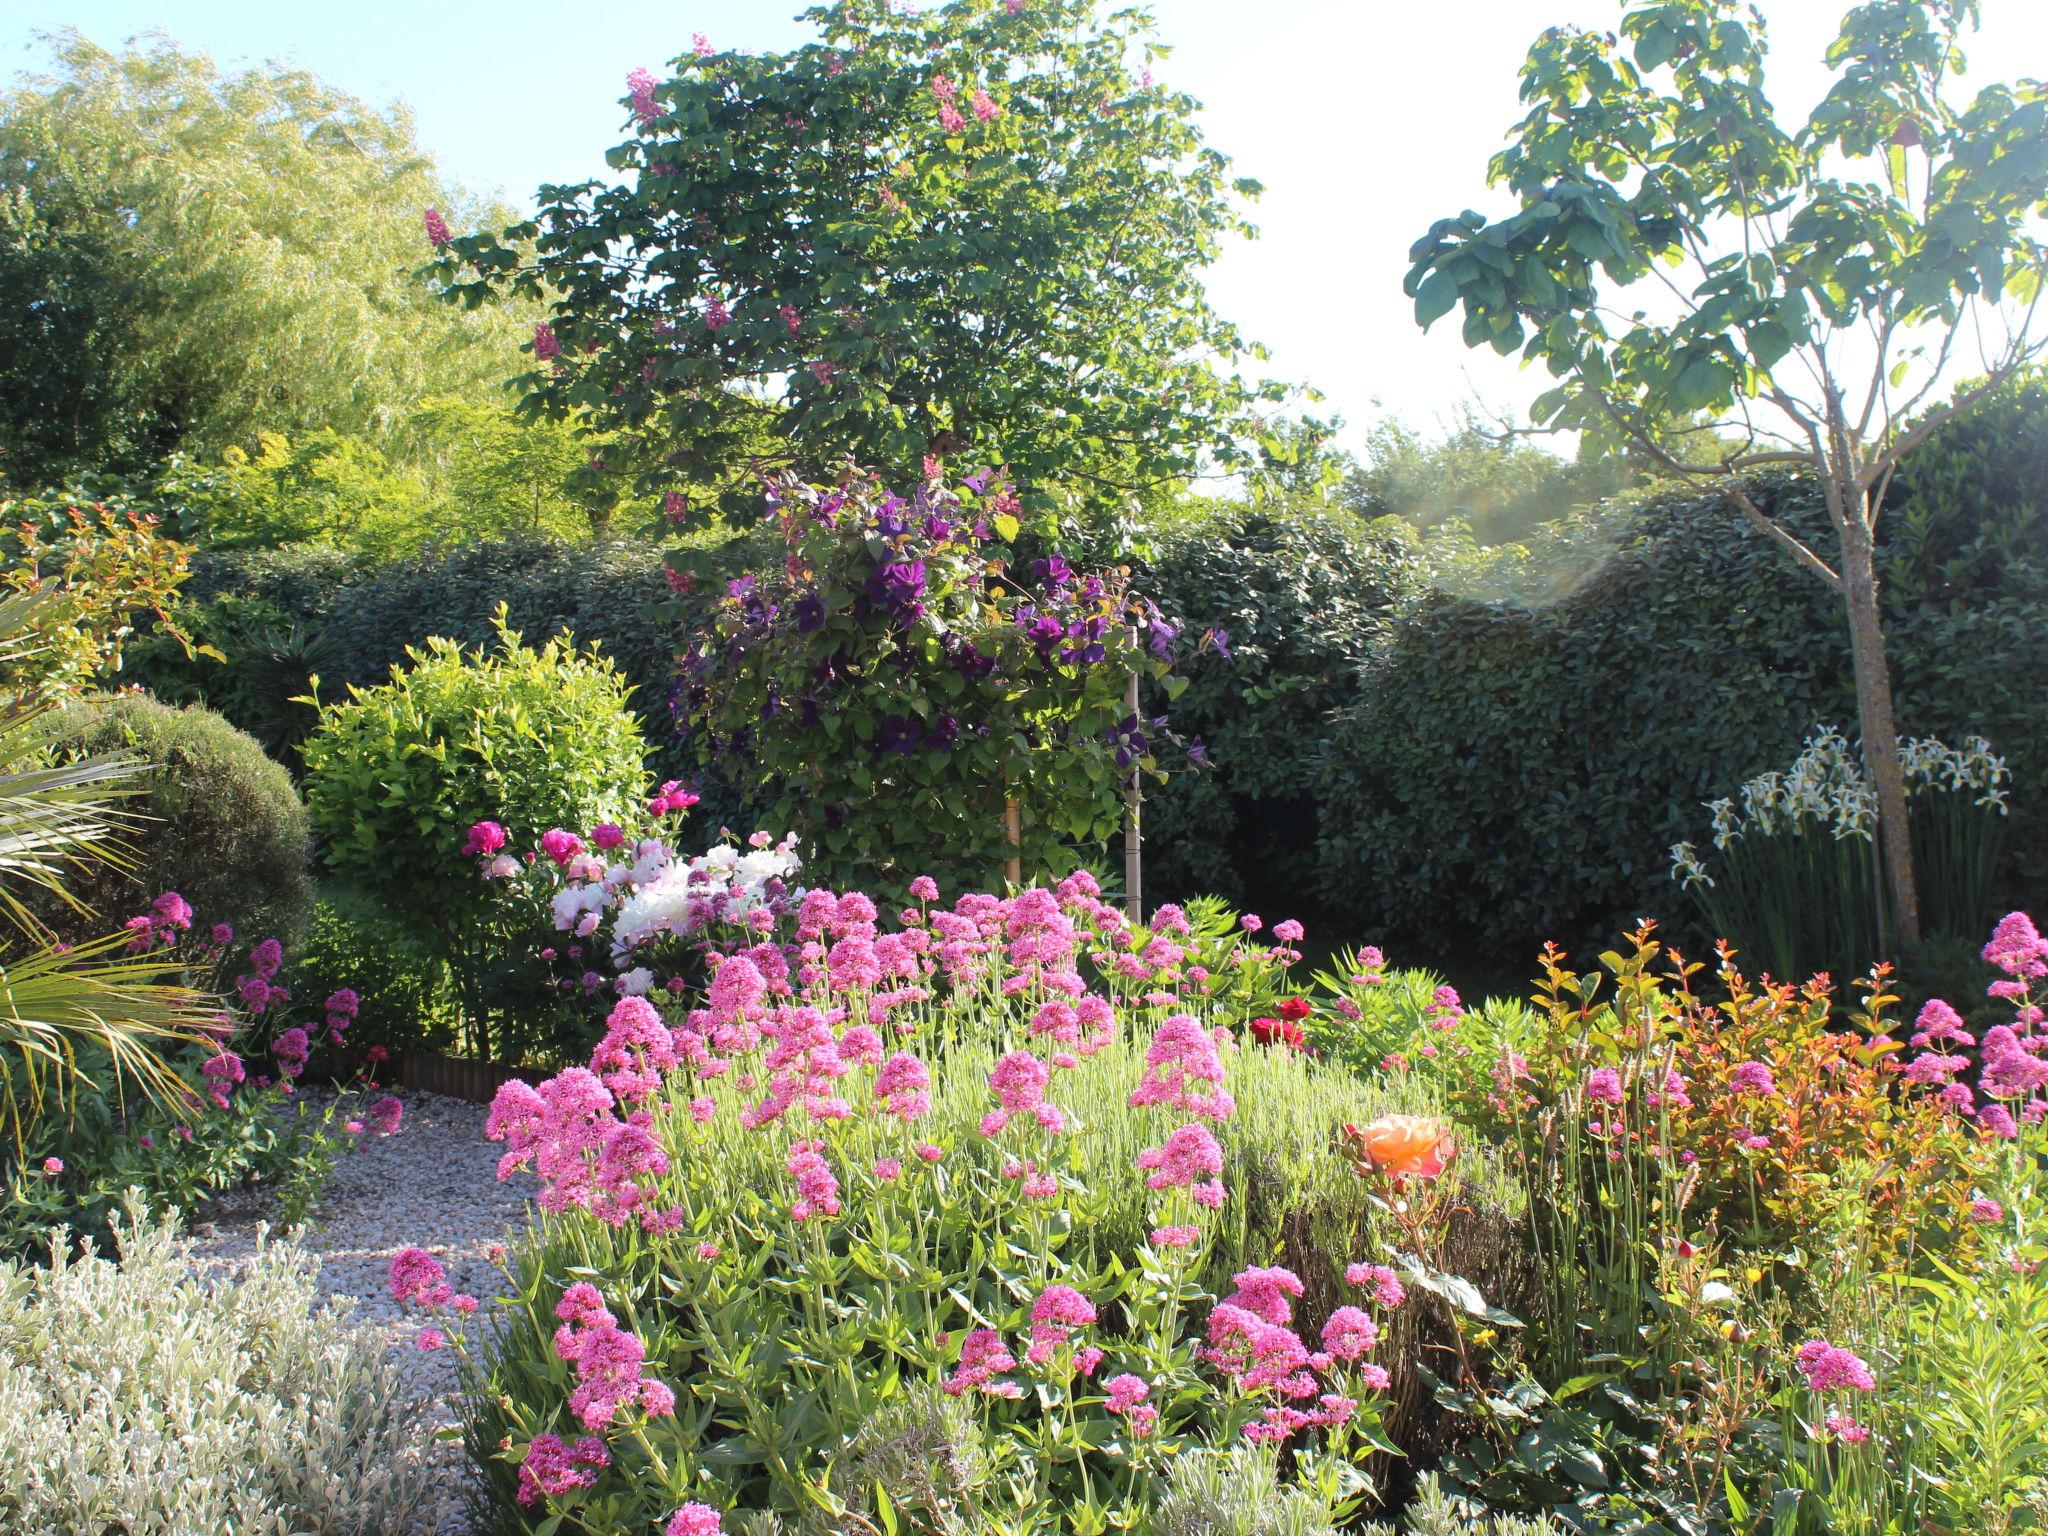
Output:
1314 381 2048 963
29 694 315 944
1137 502 1424 919
131 532 772 806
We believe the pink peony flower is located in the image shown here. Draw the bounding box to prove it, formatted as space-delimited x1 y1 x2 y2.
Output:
462 821 508 856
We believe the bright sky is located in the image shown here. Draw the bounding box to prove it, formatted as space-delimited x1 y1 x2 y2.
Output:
10 0 2048 455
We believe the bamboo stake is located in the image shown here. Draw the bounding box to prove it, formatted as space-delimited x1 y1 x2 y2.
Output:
1004 795 1022 887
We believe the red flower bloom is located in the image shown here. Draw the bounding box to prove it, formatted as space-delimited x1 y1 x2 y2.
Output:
1249 1016 1305 1052
1277 997 1312 1022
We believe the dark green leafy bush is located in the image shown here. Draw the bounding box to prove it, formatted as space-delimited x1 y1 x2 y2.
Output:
1138 501 1422 918
27 693 314 944
283 883 460 1061
131 532 769 788
1315 390 2048 962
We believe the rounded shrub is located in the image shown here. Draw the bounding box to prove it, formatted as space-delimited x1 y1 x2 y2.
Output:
299 612 648 951
28 693 314 943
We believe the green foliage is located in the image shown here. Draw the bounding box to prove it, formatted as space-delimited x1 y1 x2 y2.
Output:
1406 1 2048 434
0 31 535 486
1315 451 2048 962
0 496 212 700
299 615 646 922
131 531 763 784
298 615 646 1053
1404 0 2048 945
285 884 460 1060
1137 500 1421 915
26 692 314 946
677 473 1186 894
434 0 1295 531
1340 417 1634 552
174 401 619 557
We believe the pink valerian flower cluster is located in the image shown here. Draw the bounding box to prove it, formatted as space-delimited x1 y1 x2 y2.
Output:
1104 1371 1156 1436
201 1048 245 1108
1129 1015 1235 1120
1137 1121 1226 1208
517 1433 611 1504
944 1328 1022 1398
1197 1262 1400 1444
786 1139 841 1220
1796 1337 1876 1444
1027 1283 1098 1365
234 936 289 1017
486 1067 675 1228
982 1049 1065 1135
126 890 194 951
1911 912 2048 1136
667 1504 725 1536
1345 1262 1406 1308
553 1282 677 1430
1796 1338 1876 1393
322 987 358 1044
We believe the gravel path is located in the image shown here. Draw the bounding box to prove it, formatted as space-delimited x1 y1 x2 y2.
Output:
187 1088 532 1535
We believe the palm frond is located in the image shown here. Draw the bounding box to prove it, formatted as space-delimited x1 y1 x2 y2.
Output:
0 928 220 1148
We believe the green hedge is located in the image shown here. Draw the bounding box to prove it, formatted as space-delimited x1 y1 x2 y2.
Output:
1313 380 2048 965
131 531 771 804
1137 502 1424 919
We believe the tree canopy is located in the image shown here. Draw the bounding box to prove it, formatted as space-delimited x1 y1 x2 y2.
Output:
0 31 536 487
432 0 1298 534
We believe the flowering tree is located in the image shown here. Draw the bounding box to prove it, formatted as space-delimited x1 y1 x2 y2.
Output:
1405 0 2048 943
427 0 1294 530
675 470 1195 892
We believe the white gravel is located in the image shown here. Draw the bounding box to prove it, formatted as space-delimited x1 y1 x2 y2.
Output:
186 1087 532 1536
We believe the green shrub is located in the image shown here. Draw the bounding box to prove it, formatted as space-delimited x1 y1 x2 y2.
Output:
27 692 314 943
299 613 646 1056
0 1202 429 1533
285 882 460 1060
1138 501 1423 919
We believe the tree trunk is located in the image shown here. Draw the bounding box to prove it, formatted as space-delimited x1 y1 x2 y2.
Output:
1838 514 1921 948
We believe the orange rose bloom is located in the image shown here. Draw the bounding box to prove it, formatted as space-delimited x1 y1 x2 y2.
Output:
1343 1114 1454 1181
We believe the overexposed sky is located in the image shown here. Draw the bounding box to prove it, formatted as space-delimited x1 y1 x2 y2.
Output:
11 0 2048 454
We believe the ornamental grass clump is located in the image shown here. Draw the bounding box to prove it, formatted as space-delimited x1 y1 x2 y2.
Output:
415 848 1497 1534
0 1200 428 1534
